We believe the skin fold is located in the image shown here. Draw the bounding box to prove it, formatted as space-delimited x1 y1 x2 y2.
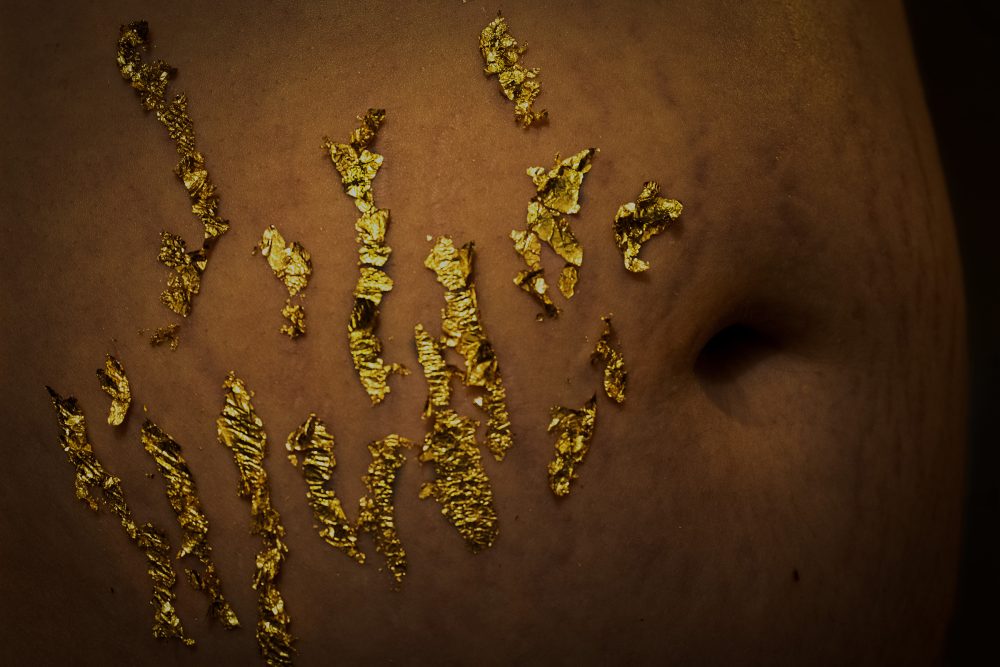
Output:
0 1 965 664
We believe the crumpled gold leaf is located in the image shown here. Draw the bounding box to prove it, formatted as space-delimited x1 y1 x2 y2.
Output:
591 316 627 404
140 419 240 630
216 373 295 666
257 225 312 339
546 395 598 497
286 415 365 564
96 354 131 426
511 148 596 316
479 14 547 128
45 387 193 646
356 435 412 587
323 110 406 403
117 21 230 338
425 237 513 461
147 323 181 350
613 180 683 272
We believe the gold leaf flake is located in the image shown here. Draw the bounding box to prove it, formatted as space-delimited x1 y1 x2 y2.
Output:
479 14 547 128
546 396 598 497
45 387 193 646
140 419 240 630
285 415 365 564
323 110 406 403
96 354 131 426
147 324 181 350
257 225 312 339
216 373 295 666
356 435 412 587
591 316 627 404
117 21 230 326
613 181 683 273
511 149 596 316
425 237 513 461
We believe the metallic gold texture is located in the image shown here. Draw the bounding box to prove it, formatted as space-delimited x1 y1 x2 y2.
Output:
511 149 597 316
285 415 365 564
257 225 312 339
323 110 406 403
415 325 500 551
591 316 627 404
613 181 683 273
45 387 193 646
140 419 240 630
546 395 598 497
96 354 131 426
479 14 547 128
147 324 181 350
117 21 230 338
216 373 294 666
356 435 412 587
425 237 512 462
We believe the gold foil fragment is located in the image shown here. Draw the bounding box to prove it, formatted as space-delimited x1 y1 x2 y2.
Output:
547 395 598 497
117 21 229 323
415 325 500 551
96 354 131 426
613 181 683 272
216 373 295 666
479 14 547 128
356 435 412 587
425 237 513 461
45 387 193 646
148 324 181 350
323 110 406 403
591 316 627 404
511 149 597 316
285 415 365 564
140 419 240 629
257 225 313 339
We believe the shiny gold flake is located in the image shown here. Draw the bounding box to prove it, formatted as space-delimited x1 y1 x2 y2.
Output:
45 387 193 646
216 373 294 666
96 354 131 426
425 237 512 461
511 148 597 316
323 110 406 403
117 20 230 336
356 435 412 587
140 419 240 629
591 316 627 404
256 225 312 339
479 14 547 128
613 181 683 273
285 415 365 564
547 395 598 497
415 325 500 551
147 324 181 350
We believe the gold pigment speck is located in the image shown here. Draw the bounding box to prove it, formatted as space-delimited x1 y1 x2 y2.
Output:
323 109 406 404
96 354 131 426
547 395 598 497
140 419 240 629
217 373 294 666
613 181 683 272
147 324 181 350
45 387 193 646
479 14 547 128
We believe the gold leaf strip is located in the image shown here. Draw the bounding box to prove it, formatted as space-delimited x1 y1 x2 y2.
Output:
216 373 294 666
140 419 240 630
356 435 412 587
45 387 193 646
479 14 547 128
425 237 513 461
96 354 131 426
257 225 313 339
591 316 627 404
546 396 598 497
323 110 406 403
612 181 683 273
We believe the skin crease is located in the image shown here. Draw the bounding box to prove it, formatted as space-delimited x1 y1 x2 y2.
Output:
0 1 965 664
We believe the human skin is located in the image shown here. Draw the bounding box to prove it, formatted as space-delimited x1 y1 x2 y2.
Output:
0 1 965 664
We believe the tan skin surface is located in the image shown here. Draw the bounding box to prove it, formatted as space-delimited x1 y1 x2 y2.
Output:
0 1 965 664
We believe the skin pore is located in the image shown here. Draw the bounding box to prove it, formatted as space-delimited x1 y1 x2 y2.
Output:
0 1 965 664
